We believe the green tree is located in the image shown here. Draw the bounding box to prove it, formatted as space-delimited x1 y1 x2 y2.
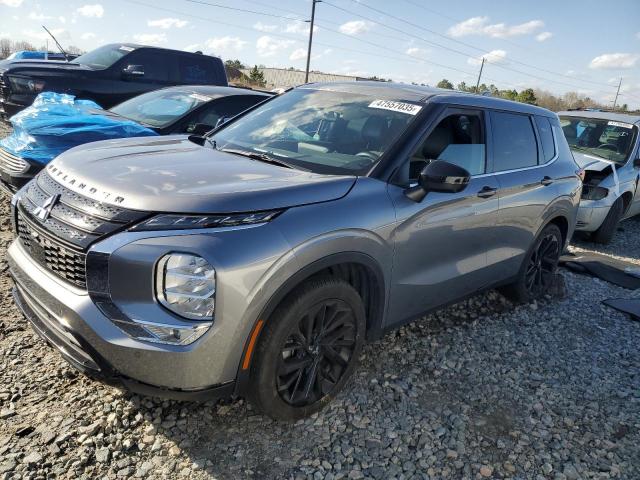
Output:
499 89 518 101
249 65 266 87
224 59 244 70
516 88 537 105
436 79 453 89
621 103 628 112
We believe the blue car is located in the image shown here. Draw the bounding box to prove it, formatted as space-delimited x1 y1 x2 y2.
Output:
0 86 272 193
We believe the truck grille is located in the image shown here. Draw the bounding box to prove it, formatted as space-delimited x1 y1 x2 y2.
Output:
0 148 29 174
16 169 148 289
0 74 8 112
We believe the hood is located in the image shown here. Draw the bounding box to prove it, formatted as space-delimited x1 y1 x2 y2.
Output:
48 135 356 213
1 60 91 75
572 151 616 172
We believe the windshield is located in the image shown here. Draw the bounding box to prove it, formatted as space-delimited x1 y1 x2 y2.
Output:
560 115 638 164
209 88 420 175
75 44 133 69
110 89 211 127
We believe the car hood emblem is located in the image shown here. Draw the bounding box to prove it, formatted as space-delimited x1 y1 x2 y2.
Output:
33 193 60 221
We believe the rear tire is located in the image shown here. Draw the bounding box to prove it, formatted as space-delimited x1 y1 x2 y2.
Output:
500 223 562 303
591 197 624 245
248 276 366 420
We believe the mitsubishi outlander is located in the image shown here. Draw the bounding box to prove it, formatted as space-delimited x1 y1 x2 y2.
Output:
8 82 581 419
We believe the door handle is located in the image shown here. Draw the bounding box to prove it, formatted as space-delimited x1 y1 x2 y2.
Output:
541 176 554 186
477 186 497 198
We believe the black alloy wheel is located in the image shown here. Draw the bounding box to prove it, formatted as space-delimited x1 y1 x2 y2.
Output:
276 299 357 406
524 232 560 297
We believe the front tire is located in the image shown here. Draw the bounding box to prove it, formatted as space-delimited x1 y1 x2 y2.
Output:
500 223 562 303
591 197 624 245
248 276 366 420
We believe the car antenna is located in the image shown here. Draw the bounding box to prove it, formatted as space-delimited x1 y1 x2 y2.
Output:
42 25 70 62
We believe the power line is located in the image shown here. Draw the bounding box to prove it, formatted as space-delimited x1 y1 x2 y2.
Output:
184 0 299 20
336 0 616 90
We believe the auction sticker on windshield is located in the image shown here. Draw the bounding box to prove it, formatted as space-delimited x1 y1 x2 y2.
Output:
368 100 422 115
608 121 634 129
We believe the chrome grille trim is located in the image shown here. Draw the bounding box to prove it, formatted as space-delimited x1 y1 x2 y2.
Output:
0 148 29 175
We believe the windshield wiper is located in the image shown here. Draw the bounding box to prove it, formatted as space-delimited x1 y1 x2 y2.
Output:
218 148 301 170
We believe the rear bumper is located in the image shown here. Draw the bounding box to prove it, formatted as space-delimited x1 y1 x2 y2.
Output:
8 240 236 402
575 204 611 232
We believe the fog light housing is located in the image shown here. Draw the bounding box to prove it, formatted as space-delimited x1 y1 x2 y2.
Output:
155 253 216 320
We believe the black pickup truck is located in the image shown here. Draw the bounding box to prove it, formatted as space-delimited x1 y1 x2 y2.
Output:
0 43 228 118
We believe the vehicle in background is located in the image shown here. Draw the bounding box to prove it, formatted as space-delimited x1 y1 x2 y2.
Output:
559 111 640 244
5 51 79 62
0 43 228 118
0 86 271 193
8 82 580 419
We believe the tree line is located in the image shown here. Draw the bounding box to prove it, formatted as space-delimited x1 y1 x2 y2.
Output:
0 38 84 60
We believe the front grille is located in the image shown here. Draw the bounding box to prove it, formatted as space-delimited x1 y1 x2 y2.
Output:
17 212 88 288
16 169 148 289
0 148 29 175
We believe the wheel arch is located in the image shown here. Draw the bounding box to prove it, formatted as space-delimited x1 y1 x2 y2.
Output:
234 252 387 396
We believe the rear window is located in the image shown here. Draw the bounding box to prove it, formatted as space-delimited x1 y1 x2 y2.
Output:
491 112 538 171
177 55 224 84
535 116 556 163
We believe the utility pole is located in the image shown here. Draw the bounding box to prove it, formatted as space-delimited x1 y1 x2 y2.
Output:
612 77 622 110
304 0 319 83
475 57 485 93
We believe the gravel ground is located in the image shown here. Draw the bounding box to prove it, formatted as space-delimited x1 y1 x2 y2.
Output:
0 117 639 479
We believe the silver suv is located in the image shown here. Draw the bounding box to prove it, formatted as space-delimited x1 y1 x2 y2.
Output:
8 83 581 419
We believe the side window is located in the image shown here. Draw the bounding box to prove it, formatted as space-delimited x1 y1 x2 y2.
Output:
491 112 538 172
124 51 169 82
177 56 223 84
409 112 486 180
184 95 266 132
535 116 556 163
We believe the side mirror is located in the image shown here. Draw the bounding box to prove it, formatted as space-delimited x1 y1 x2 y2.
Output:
215 116 231 128
189 123 213 136
404 160 470 202
634 157 640 168
122 64 144 78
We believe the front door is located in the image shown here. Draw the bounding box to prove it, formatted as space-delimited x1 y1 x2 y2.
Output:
386 108 500 326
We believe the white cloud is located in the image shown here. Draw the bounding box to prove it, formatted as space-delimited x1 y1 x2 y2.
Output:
256 35 295 57
284 21 316 35
636 32 640 39
406 47 426 56
59 16 66 23
339 20 372 36
589 53 640 69
80 32 96 40
0 0 23 7
205 36 247 53
132 33 167 45
289 48 307 61
147 18 188 29
183 43 201 52
28 12 53 21
536 31 553 42
76 4 104 18
253 22 277 33
448 16 543 38
22 28 67 41
468 49 507 66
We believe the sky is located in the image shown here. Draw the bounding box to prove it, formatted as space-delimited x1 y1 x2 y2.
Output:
1 0 640 108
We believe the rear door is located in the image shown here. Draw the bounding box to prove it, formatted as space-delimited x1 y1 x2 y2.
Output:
488 111 559 276
111 49 173 105
386 107 501 326
176 54 227 86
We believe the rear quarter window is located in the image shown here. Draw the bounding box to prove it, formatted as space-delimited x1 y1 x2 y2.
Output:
535 116 556 163
490 111 538 171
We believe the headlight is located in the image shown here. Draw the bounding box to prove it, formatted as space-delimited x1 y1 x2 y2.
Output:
7 76 45 94
131 210 282 231
581 185 609 201
155 253 216 320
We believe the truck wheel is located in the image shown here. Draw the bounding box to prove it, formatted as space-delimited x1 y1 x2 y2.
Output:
591 197 624 245
500 223 562 303
248 276 365 420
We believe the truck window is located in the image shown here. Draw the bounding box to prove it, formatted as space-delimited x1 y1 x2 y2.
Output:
177 56 223 84
124 51 170 82
491 112 538 171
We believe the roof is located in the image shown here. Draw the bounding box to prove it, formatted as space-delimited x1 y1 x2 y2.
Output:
300 81 556 117
557 110 640 125
157 85 272 97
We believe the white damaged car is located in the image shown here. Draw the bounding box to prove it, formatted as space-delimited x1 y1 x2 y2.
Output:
559 111 640 244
